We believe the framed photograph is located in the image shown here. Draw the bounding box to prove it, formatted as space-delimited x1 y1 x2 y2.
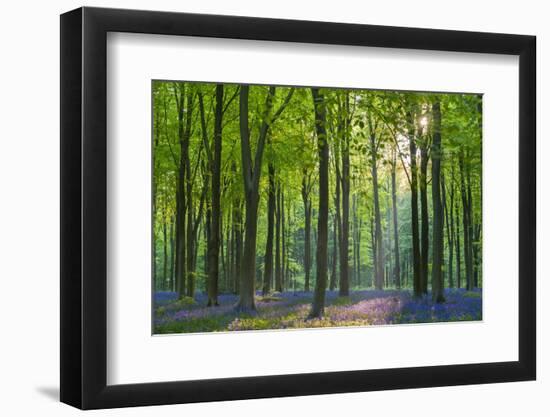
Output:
60 6 536 410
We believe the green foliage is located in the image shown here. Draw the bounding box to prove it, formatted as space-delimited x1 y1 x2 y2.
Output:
152 80 482 296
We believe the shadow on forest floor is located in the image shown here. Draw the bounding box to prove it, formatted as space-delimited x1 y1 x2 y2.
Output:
153 288 482 334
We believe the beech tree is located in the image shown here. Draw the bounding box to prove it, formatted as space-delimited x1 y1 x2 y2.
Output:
309 88 329 318
236 85 294 311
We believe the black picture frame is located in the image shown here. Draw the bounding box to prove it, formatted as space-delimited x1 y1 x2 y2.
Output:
60 6 536 410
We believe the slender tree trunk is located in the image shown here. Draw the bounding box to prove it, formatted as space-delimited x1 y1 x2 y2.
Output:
163 217 168 289
455 194 462 288
329 212 338 291
229 206 236 293
285 198 292 291
281 190 287 290
391 153 401 289
370 211 378 287
385 181 392 287
263 163 276 295
402 256 410 288
174 84 187 298
153 103 160 290
309 88 329 318
301 171 312 292
184 178 195 291
443 169 455 288
431 102 445 303
226 214 232 290
334 140 342 292
408 111 422 298
467 170 477 288
339 94 350 296
302 170 311 291
312 209 318 286
169 217 175 291
275 185 283 292
175 160 185 298
233 199 243 294
185 154 195 296
371 132 384 290
357 217 362 288
187 188 205 298
207 84 224 306
459 153 473 290
473 223 481 288
182 88 194 296
352 194 360 288
203 217 209 290
231 161 242 294
220 216 227 292
420 141 429 294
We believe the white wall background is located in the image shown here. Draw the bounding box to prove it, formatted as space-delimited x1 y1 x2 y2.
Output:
0 0 546 415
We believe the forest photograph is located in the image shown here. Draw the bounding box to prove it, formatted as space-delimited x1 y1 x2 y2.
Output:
152 80 482 334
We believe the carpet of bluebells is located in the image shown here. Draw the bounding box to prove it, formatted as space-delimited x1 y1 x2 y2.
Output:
154 288 481 334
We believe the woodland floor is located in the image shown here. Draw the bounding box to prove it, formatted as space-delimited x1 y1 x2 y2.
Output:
153 288 482 334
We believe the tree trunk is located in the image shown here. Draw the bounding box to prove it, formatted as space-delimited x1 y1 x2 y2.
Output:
339 94 350 296
408 111 422 298
275 185 283 292
220 216 227 292
370 212 376 288
467 170 477 288
174 158 185 297
371 132 384 290
309 88 329 318
226 215 232 291
236 85 293 311
391 153 401 289
234 202 243 294
385 180 392 287
169 217 175 291
443 169 455 288
281 189 287 290
352 194 360 288
420 140 429 294
455 194 462 289
287 200 293 290
333 139 342 292
207 84 224 306
163 216 168 289
473 223 481 288
239 195 259 310
262 162 276 295
185 93 196 298
441 168 454 288
459 153 473 290
174 84 187 298
302 170 312 292
329 212 338 291
231 162 243 294
237 85 261 311
229 207 235 292
431 102 445 303
356 217 362 288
